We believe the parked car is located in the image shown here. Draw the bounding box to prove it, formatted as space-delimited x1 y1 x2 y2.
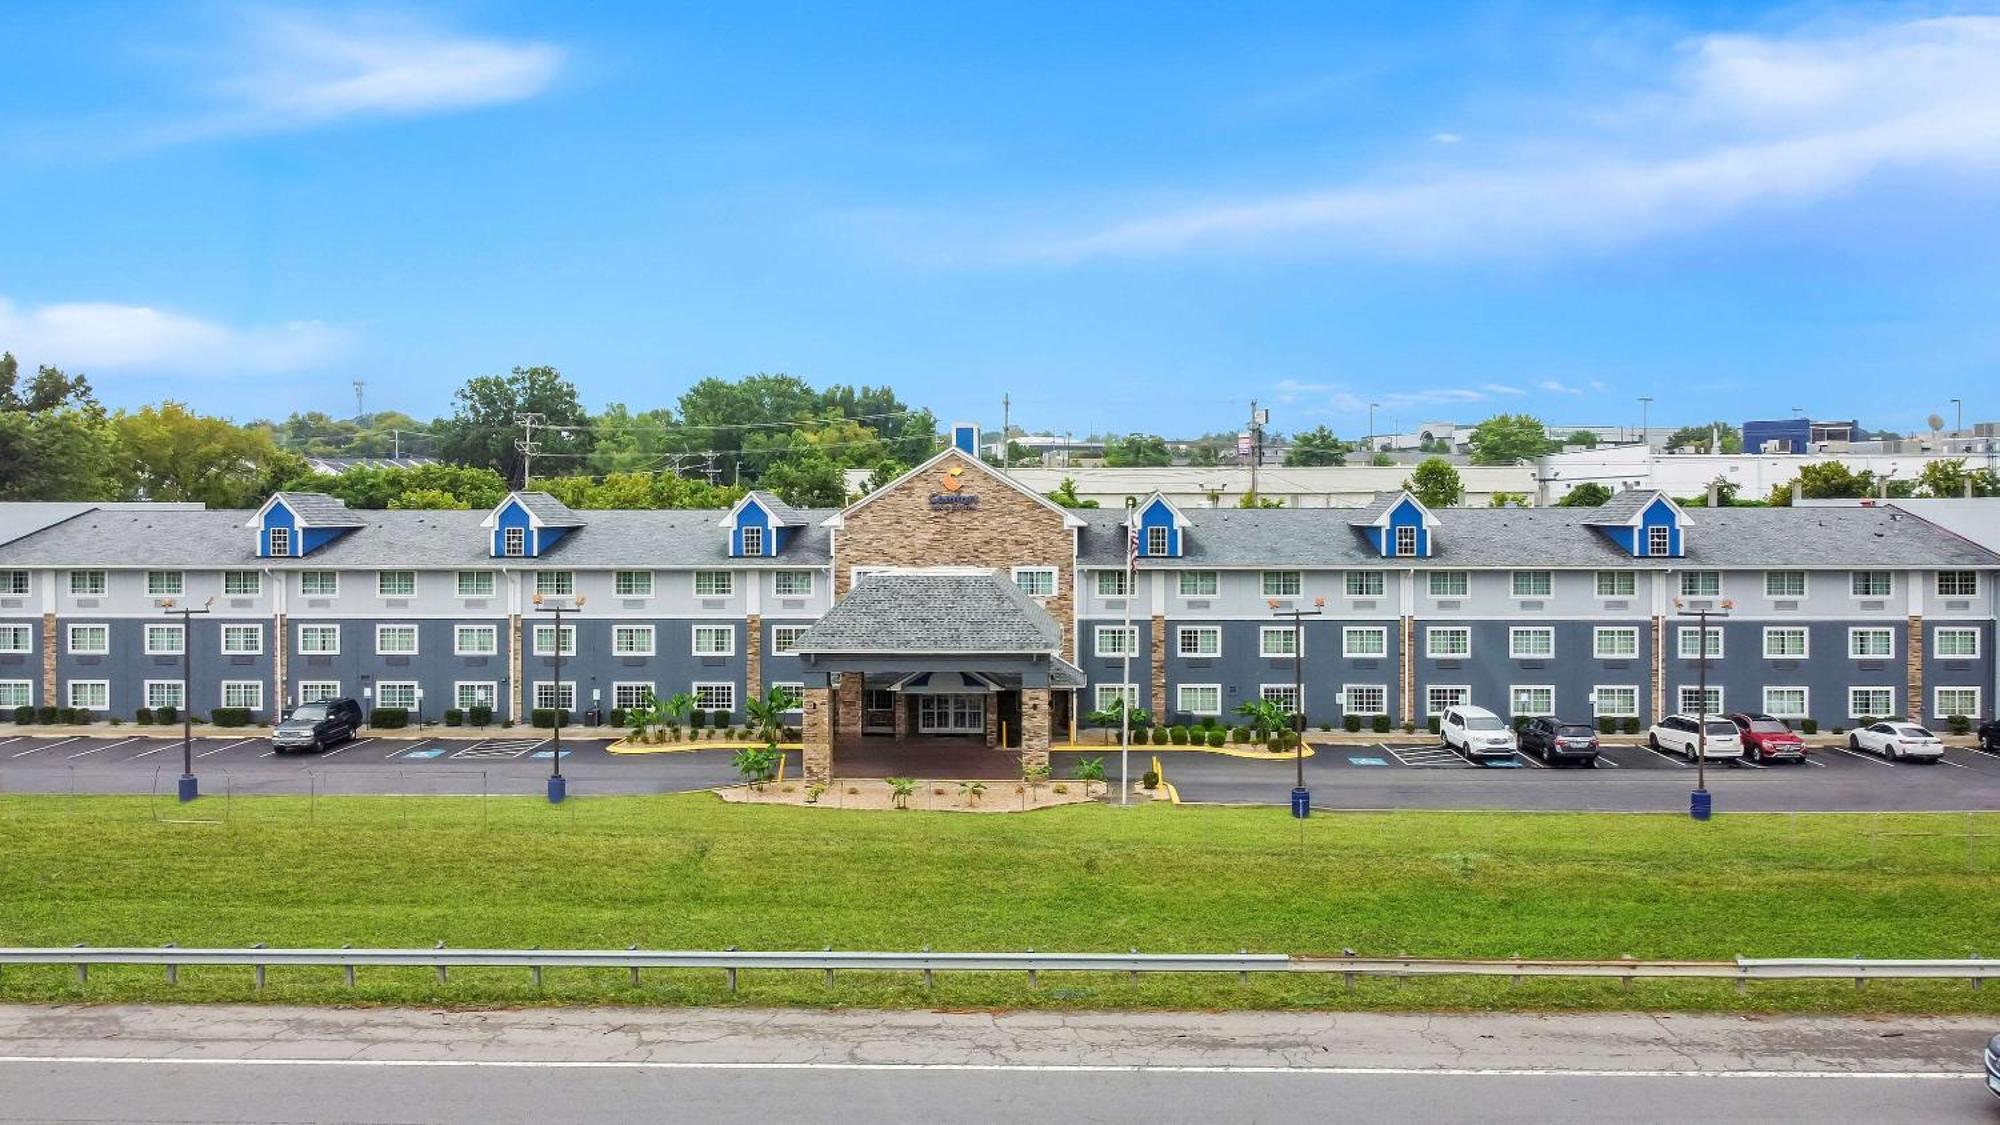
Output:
1729 712 1808 763
271 697 364 753
1440 705 1518 760
1978 719 2000 754
1647 714 1744 760
1986 1032 1999 1100
1518 718 1601 766
1849 721 1944 762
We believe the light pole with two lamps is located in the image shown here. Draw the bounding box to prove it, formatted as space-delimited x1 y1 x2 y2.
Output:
1269 595 1324 818
1676 596 1732 821
533 592 585 803
156 597 213 802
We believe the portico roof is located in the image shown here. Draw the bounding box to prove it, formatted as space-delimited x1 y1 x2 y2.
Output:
791 568 1064 655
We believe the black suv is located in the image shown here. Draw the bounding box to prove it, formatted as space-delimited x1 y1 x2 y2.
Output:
1517 717 1602 767
272 697 364 753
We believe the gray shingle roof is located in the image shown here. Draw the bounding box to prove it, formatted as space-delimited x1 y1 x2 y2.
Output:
1345 492 1403 525
0 502 205 548
514 491 585 527
793 570 1064 654
745 490 808 527
1580 488 1667 526
273 492 366 527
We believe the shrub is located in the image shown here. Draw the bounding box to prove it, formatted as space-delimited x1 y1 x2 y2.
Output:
1402 721 1416 734
368 707 409 730
1512 715 1531 731
1141 769 1160 790
1319 721 1333 732
70 709 91 725
11 705 31 724
1857 715 1879 727
134 707 154 725
469 703 493 726
1947 714 1972 736
1831 726 1846 735
1169 725 1188 745
36 705 56 723
1233 726 1251 743
1150 726 1168 746
1598 716 1617 735
1800 718 1818 735
56 708 75 724
1265 734 1283 752
211 707 253 728
156 705 178 723
1371 715 1392 734
1342 714 1363 733
530 708 572 729
443 708 464 727
1206 728 1225 748
1621 717 1641 735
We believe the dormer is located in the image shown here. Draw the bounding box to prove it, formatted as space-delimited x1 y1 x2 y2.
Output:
1127 491 1189 558
1583 489 1689 558
720 490 807 558
1348 491 1438 558
950 421 981 457
246 492 366 558
481 491 585 559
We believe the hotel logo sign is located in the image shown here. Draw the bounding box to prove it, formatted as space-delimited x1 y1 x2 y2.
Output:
929 464 979 510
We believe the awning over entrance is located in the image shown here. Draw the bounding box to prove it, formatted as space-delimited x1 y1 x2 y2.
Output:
790 568 1080 687
887 670 1002 694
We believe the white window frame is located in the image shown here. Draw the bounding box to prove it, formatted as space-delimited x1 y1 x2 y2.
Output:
691 682 736 713
611 682 656 710
1508 626 1554 659
1427 571 1468 598
375 624 420 656
1933 627 1980 659
1509 570 1552 598
1850 570 1893 598
1933 686 1981 721
299 571 339 597
1342 626 1387 658
1342 683 1388 716
0 680 33 708
1847 686 1896 719
220 681 264 711
1591 685 1638 718
67 680 109 710
1594 571 1636 598
692 625 735 656
1762 626 1809 659
1848 627 1894 659
0 570 29 595
694 570 735 597
1259 626 1299 659
1509 684 1556 717
1763 687 1809 719
454 682 497 711
1425 626 1470 658
613 624 657 656
532 681 577 711
1146 525 1170 557
1095 625 1139 658
146 570 184 597
1176 626 1220 658
1425 684 1470 717
1178 570 1219 597
376 570 416 598
1593 627 1639 660
1764 571 1807 599
456 571 496 598
535 571 575 597
1094 569 1133 598
1677 625 1723 659
296 624 340 655
740 526 765 558
1394 525 1418 557
1647 525 1671 557
1344 571 1385 598
1093 683 1138 712
267 526 292 558
144 623 185 656
67 624 109 655
1259 683 1302 714
770 625 809 655
69 570 107 596
503 526 526 557
0 624 30 654
1261 571 1301 598
1937 570 1979 598
220 624 263 655
375 681 419 710
1011 567 1056 597
144 680 185 711
454 624 498 656
223 570 262 596
297 681 341 705
1176 683 1222 716
773 570 815 597
532 624 576 657
1678 686 1724 716
1679 571 1721 598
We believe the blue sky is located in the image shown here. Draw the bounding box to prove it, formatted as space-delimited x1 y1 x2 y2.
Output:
3 2 1998 438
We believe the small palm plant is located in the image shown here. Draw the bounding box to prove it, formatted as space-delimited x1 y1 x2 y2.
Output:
744 686 799 754
625 691 659 742
658 690 695 734
1023 763 1051 803
732 746 780 791
958 780 988 807
1234 698 1292 749
885 776 916 810
1070 756 1107 798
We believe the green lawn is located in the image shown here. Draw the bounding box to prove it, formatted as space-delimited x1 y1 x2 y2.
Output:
1 794 1995 1013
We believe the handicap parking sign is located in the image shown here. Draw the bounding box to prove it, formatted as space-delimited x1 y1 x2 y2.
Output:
401 748 445 760
531 750 571 760
1347 756 1389 767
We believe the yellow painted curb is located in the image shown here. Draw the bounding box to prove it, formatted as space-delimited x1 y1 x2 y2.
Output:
1053 742 1314 761
608 739 805 756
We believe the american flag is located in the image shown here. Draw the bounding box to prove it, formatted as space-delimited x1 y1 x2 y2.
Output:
1127 522 1139 567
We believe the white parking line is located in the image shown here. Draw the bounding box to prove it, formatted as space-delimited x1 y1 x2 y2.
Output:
1631 742 1691 768
1734 757 1766 770
66 737 141 759
1800 755 1826 767
1826 745 1893 768
318 737 375 759
1589 754 1620 769
1514 750 1545 769
1929 755 1970 770
11 736 77 757
124 740 184 759
0 736 20 749
197 738 257 759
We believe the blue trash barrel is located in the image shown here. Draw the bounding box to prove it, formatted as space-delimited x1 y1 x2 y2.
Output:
1690 789 1712 821
1290 787 1311 819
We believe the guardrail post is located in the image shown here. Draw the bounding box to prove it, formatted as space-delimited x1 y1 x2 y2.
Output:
628 944 640 988
253 942 267 991
1852 952 1865 991
1026 948 1037 990
343 944 355 988
1734 955 1746 996
436 941 447 986
726 946 738 995
163 943 177 986
1239 949 1249 985
1510 952 1522 988
1620 953 1634 992
823 945 834 988
1973 953 1982 991
531 945 543 990
74 943 87 986
922 944 933 990
1128 948 1138 987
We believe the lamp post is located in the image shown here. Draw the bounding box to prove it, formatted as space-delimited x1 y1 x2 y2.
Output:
533 593 584 803
1639 397 1653 447
1121 497 1136 807
1269 596 1324 818
157 597 212 802
1676 597 1732 821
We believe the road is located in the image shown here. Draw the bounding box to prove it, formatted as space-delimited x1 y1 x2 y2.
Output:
0 1006 1989 1123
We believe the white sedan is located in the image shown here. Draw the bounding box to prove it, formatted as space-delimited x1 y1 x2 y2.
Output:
1849 722 1945 762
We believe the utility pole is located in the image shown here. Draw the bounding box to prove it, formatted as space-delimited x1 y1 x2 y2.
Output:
158 597 213 802
1368 402 1380 451
1270 597 1324 818
513 412 545 489
1001 394 1011 469
1247 401 1264 502
1639 397 1653 448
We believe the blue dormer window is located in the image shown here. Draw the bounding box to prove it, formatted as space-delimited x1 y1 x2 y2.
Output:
268 527 292 557
1146 526 1168 556
484 492 585 559
1350 491 1437 558
722 491 803 558
504 527 525 557
743 526 764 557
1132 492 1188 557
1584 490 1687 558
249 492 364 558
1395 525 1417 557
1648 525 1670 557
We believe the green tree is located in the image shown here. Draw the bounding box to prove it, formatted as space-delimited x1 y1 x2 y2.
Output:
279 463 509 510
114 402 300 507
1103 433 1172 467
1565 430 1599 448
744 685 800 752
1183 441 1224 467
1466 413 1556 464
1914 458 2000 498
1665 422 1742 454
1554 482 1614 507
387 487 470 510
433 366 594 486
865 459 906 493
1488 491 1530 508
1403 457 1464 508
758 452 848 507
1368 451 1396 466
1768 461 1874 505
585 403 680 474
1282 425 1351 467
0 356 125 501
1045 477 1099 508
1236 491 1283 508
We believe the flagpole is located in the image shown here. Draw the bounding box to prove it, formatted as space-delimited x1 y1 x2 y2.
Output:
1121 498 1136 806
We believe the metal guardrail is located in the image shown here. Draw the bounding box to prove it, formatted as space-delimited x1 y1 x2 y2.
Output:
0 947 1989 993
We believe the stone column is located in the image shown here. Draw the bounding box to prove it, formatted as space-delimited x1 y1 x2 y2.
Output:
745 613 762 700
802 685 833 782
40 613 56 708
272 612 287 719
1907 614 1924 721
1398 615 1414 727
1020 688 1051 775
1649 614 1666 722
835 671 864 747
892 694 910 737
985 696 999 747
507 614 524 723
1149 614 1167 719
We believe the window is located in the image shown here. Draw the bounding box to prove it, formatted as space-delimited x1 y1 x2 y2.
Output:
533 682 576 711
1343 627 1387 657
1934 627 1980 658
1677 626 1723 659
1146 526 1169 556
1510 571 1552 598
0 570 28 595
376 625 419 655
1343 684 1388 715
1176 626 1220 657
1177 684 1222 716
1012 568 1055 597
1937 570 1979 598
1593 627 1639 659
1763 627 1808 659
1763 687 1808 719
694 571 734 597
1848 687 1895 718
773 570 814 597
224 570 263 595
503 526 526 557
1094 683 1138 712
1510 685 1555 717
1592 685 1638 718
1096 571 1132 597
1678 686 1723 716
0 625 30 654
1647 525 1671 557
67 624 108 654
1593 571 1636 597
300 571 338 597
1849 628 1894 659
1426 685 1470 716
1509 627 1554 659
145 681 185 711
221 625 262 654
1427 571 1468 598
375 682 418 710
456 571 495 598
146 571 183 597
531 625 575 656
740 526 765 557
536 571 574 597
612 682 655 710
1259 627 1298 658
1261 571 1301 597
144 624 184 655
1178 571 1218 597
296 625 339 655
454 682 496 711
771 625 808 654
267 527 292 557
1095 626 1138 658
768 682 805 711
1935 687 1981 720
1345 571 1385 598
1259 684 1301 715
376 571 415 597
1426 627 1470 658
454 625 498 655
67 680 109 710
1394 525 1418 557
692 682 735 712
917 693 985 734
0 681 31 708
1851 571 1893 598
1679 571 1721 598
69 570 106 596
692 625 735 656
297 681 341 704
613 625 655 656
605 570 652 598
221 681 264 710
1764 571 1806 598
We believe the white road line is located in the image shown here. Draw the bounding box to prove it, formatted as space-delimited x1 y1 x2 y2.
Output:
124 741 182 759
1515 751 1545 769
1801 756 1826 767
1826 745 1894 768
1928 756 1970 770
1589 754 1620 769
0 736 20 748
0 1056 1977 1080
318 737 374 759
66 737 140 759
1631 743 1690 768
11 736 77 758
1734 757 1766 771
197 738 256 759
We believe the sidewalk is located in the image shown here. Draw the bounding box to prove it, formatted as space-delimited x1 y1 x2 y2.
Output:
0 723 631 741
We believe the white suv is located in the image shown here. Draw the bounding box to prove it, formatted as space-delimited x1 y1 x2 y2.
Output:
1441 705 1518 760
1648 714 1744 760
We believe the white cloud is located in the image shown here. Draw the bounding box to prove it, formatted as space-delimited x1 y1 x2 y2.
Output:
1431 132 1462 144
0 296 346 375
1588 379 1610 392
1003 15 2000 261
1274 379 1517 416
1537 379 1584 394
1480 382 1525 396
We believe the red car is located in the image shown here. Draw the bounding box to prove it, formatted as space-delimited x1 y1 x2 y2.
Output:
1729 712 1808 763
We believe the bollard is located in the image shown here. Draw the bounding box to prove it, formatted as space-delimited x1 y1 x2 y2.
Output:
164 943 178 986
253 942 267 991
343 944 355 989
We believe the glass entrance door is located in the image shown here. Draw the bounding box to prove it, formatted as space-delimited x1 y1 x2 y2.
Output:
916 694 985 734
